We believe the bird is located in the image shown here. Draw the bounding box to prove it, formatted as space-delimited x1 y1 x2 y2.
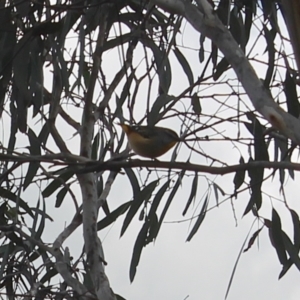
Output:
119 123 180 158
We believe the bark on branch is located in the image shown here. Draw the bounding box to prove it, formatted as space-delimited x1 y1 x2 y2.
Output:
75 159 300 176
152 0 300 145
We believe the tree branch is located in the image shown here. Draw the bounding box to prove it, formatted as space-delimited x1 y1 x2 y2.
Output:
58 106 81 131
75 159 300 176
1 152 300 177
97 171 118 211
53 213 82 250
13 226 93 299
78 3 116 299
152 0 300 146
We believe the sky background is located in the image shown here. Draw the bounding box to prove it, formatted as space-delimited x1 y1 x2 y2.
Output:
2 3 300 300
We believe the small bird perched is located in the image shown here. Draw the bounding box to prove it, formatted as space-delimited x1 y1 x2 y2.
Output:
119 123 180 158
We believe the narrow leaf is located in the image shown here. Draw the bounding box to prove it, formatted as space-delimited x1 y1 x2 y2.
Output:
33 198 46 241
244 227 263 252
263 25 275 88
97 201 132 231
271 209 287 265
225 223 254 299
147 213 159 244
199 35 205 63
148 181 170 219
279 210 300 278
243 189 262 216
233 156 245 191
191 93 201 115
129 221 149 282
212 182 225 207
183 172 198 216
282 231 300 272
173 47 194 86
157 170 185 236
291 209 300 248
42 171 74 198
115 294 127 300
245 114 269 161
186 195 209 242
121 180 158 236
243 158 263 216
55 186 68 208
213 57 229 81
0 187 33 217
40 268 58 284
146 181 170 241
147 94 175 126
284 69 299 118
24 128 41 190
124 168 140 199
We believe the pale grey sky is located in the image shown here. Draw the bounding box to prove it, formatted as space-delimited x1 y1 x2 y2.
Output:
2 6 299 300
